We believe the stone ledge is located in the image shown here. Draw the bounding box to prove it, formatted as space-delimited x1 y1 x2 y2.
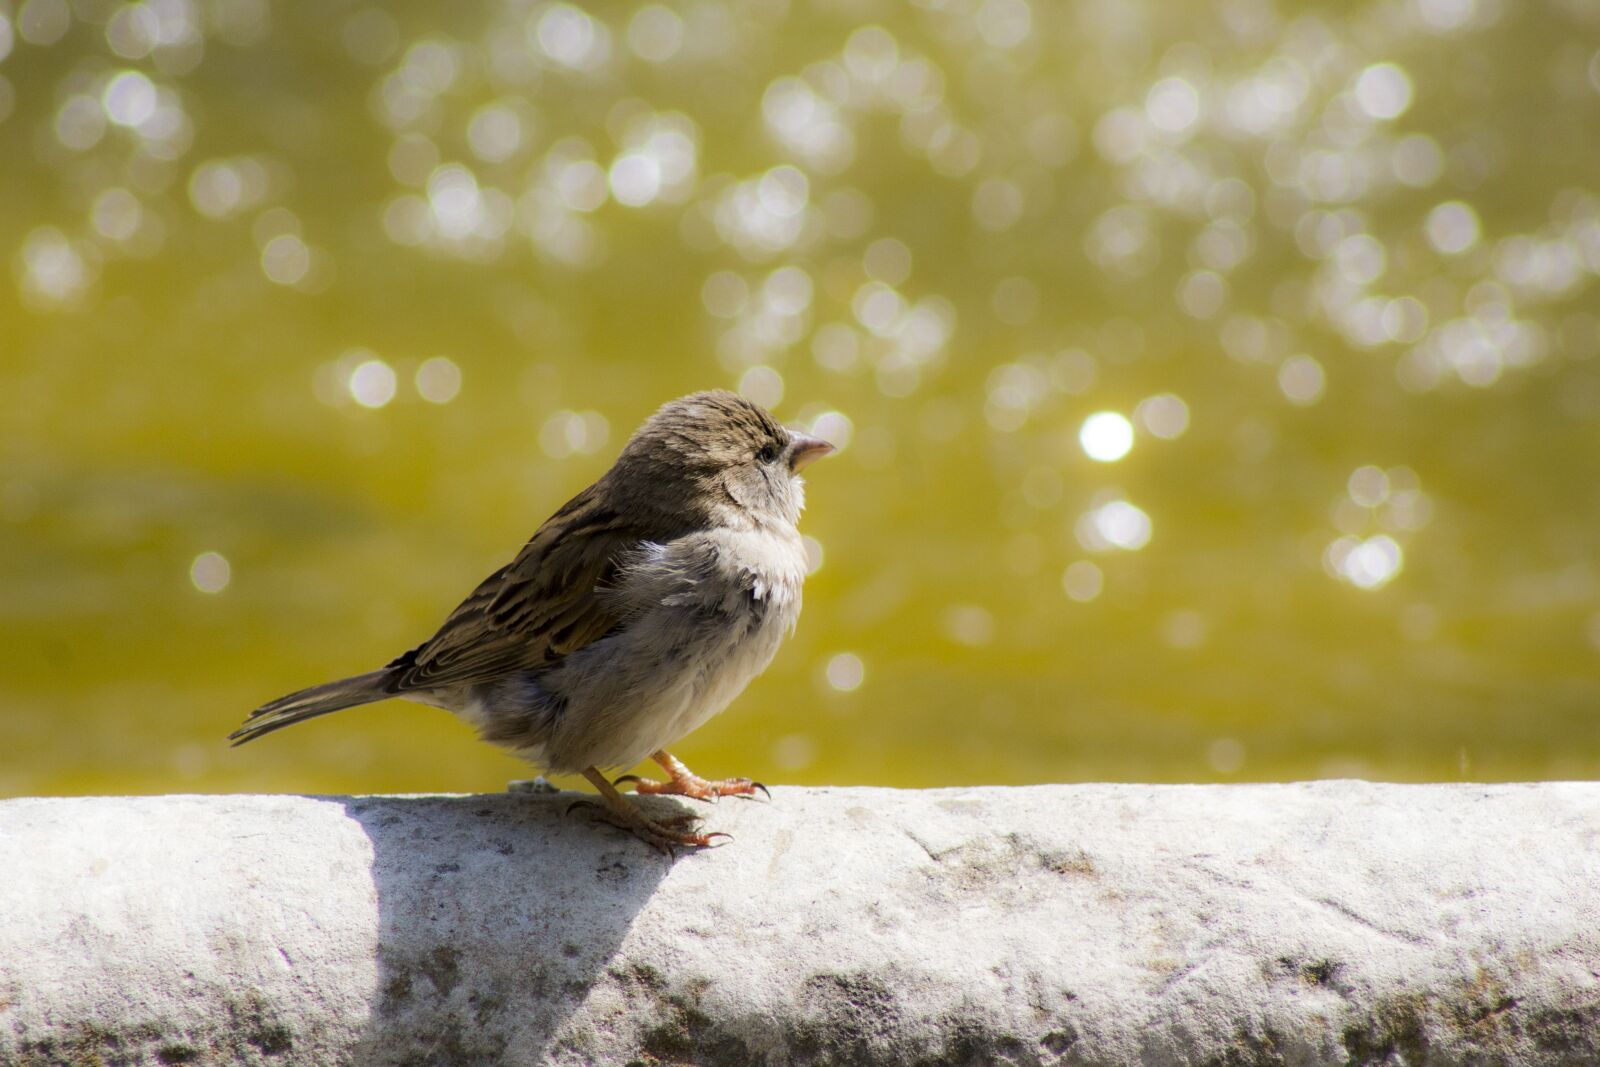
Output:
2 783 1598 1066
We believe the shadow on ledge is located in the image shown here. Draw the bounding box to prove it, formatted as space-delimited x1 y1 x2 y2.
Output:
338 789 688 1065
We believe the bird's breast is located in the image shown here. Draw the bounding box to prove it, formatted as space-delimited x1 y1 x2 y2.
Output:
525 520 809 772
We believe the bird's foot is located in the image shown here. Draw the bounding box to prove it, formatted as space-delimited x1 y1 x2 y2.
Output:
574 766 730 854
615 749 770 802
616 771 767 801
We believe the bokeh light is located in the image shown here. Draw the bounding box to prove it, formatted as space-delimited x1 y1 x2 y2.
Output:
415 358 462 405
1077 500 1153 553
824 653 864 693
1079 412 1134 462
4 0 1600 798
349 360 398 409
189 552 231 595
1061 561 1104 603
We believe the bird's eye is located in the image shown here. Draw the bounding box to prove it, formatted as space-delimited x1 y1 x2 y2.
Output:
757 442 780 464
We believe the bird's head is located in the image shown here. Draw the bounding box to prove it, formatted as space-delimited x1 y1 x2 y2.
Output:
614 390 834 529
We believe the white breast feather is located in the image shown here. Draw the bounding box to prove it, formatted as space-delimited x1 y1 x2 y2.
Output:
532 523 807 772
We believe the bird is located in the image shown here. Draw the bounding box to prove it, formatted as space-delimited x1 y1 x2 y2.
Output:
230 390 834 850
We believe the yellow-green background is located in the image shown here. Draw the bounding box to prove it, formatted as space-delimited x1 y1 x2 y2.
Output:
3 0 1599 797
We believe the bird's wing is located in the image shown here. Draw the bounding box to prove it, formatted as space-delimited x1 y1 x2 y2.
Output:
384 483 652 694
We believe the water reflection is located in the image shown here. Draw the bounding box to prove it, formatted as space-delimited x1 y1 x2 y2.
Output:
2 0 1599 794
1078 412 1134 462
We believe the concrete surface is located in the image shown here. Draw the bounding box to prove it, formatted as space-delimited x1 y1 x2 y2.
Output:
2 783 1599 1065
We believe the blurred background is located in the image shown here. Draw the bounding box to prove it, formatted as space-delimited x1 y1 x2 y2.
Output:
3 0 1599 797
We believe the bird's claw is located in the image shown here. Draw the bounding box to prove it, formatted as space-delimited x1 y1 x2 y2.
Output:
622 772 769 802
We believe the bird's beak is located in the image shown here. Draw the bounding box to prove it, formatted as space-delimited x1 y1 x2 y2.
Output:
788 431 836 473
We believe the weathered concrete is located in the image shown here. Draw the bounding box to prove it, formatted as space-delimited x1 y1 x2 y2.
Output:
2 783 1599 1065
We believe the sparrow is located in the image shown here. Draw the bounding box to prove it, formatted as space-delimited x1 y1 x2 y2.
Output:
230 390 834 850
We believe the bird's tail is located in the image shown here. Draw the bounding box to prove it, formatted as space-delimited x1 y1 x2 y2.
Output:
229 669 395 746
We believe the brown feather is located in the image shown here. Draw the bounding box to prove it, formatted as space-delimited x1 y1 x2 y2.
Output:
385 482 654 693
